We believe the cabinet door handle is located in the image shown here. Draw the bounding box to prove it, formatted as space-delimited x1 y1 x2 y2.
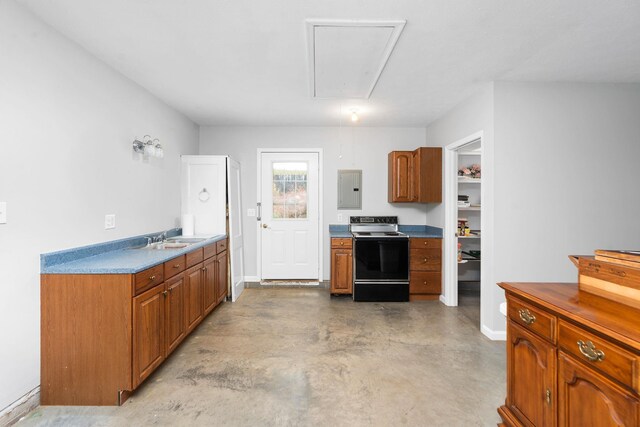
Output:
423 258 427 262
577 340 605 362
546 388 551 405
340 241 344 246
149 275 156 281
423 281 427 285
518 308 536 325
162 290 168 297
173 264 180 269
202 267 206 272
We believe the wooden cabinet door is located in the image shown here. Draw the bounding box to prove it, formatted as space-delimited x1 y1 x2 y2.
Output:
165 274 186 356
388 151 413 202
507 321 556 427
331 248 353 294
132 284 165 388
558 352 640 426
216 251 228 304
202 256 217 314
184 265 204 333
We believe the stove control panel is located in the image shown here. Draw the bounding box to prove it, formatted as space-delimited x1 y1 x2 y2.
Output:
350 216 398 224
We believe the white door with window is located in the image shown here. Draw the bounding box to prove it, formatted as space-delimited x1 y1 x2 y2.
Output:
260 152 319 279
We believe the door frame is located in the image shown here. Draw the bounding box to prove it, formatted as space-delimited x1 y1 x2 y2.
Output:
256 148 324 282
443 132 482 307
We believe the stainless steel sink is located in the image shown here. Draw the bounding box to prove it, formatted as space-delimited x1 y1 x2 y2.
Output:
165 237 207 244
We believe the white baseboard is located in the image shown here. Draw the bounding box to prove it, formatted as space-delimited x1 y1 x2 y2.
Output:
481 324 506 341
244 275 260 282
0 386 39 426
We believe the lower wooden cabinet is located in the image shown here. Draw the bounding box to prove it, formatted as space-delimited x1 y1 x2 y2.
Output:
506 321 556 427
558 352 640 426
132 284 166 388
41 239 229 406
216 250 228 303
184 264 204 333
203 255 217 314
330 238 353 294
409 238 441 300
499 282 640 427
165 273 186 356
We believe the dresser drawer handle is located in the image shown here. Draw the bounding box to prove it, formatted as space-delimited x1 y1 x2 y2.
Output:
577 340 605 362
173 264 181 269
149 275 156 281
518 309 536 325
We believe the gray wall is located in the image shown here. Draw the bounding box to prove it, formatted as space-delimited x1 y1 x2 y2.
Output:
0 1 199 411
199 126 429 279
493 82 640 283
426 81 640 338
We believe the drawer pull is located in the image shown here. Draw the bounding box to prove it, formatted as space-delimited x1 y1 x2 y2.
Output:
340 242 344 245
518 308 536 325
173 264 181 269
149 275 156 281
577 340 605 362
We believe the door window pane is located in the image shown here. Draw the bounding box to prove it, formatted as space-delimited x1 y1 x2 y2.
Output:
272 162 308 219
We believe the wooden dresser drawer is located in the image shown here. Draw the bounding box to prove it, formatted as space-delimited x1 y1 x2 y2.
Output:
508 297 556 343
331 238 352 249
410 238 441 249
134 264 164 295
409 248 441 271
185 248 204 268
410 271 441 294
558 320 640 392
216 239 228 254
164 255 186 279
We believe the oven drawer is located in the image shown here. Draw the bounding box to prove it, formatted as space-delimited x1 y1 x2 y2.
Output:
409 272 441 294
409 248 441 271
558 320 640 392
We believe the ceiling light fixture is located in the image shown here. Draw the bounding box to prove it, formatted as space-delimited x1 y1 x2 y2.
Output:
350 110 359 122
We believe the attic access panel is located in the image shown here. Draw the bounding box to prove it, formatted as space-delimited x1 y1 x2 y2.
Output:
306 20 406 99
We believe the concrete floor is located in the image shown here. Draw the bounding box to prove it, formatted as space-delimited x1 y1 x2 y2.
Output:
19 288 505 426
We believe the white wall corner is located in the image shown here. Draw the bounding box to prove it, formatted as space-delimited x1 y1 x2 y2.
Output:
0 386 39 426
481 324 506 341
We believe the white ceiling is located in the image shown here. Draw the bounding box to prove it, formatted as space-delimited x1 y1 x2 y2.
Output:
19 0 640 127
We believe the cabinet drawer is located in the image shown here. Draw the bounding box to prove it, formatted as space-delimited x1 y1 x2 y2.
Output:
164 255 186 279
216 239 227 254
558 320 640 392
410 272 441 294
410 238 441 249
185 248 204 268
203 243 217 260
331 238 352 249
508 297 556 343
409 248 441 271
134 264 164 295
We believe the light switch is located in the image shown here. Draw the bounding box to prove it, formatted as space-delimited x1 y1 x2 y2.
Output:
247 208 256 217
0 202 6 224
337 213 344 223
104 214 116 229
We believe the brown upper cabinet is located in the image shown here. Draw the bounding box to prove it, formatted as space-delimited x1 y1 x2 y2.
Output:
388 147 442 203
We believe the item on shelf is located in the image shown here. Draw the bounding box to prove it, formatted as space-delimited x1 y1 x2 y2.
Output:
464 225 471 236
457 218 468 236
457 243 462 262
458 194 469 202
458 201 471 208
458 163 481 179
463 250 481 259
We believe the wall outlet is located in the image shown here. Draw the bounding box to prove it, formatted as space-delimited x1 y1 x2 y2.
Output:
337 213 344 223
104 214 116 229
0 202 6 224
247 208 256 217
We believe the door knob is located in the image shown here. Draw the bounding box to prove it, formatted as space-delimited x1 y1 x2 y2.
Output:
262 224 268 229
